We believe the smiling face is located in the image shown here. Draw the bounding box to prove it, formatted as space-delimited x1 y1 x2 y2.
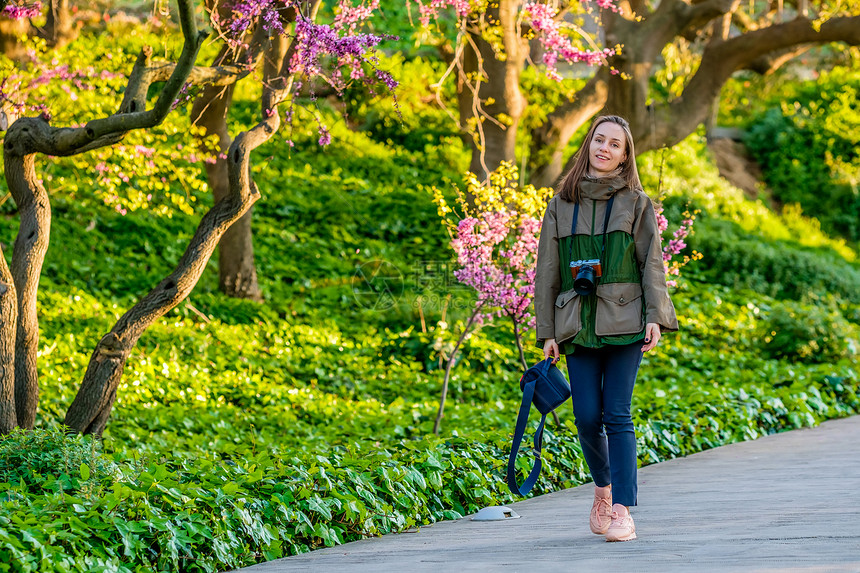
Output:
588 122 628 177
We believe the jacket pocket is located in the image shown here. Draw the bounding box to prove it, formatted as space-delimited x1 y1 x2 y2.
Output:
554 289 582 343
595 282 644 336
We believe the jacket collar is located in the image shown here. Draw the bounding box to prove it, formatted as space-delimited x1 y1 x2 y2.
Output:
579 175 626 201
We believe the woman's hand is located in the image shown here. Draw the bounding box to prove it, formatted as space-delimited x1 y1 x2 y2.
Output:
543 339 560 363
641 323 661 353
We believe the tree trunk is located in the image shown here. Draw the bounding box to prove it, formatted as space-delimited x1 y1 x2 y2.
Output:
191 69 262 301
457 0 529 179
42 0 78 48
0 246 17 434
0 0 206 434
528 70 609 189
526 0 735 181
4 132 51 430
637 15 860 152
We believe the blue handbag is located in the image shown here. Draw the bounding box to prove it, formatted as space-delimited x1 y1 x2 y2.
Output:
506 358 571 496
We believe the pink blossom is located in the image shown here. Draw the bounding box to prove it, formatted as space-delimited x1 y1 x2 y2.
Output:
522 1 619 81
134 145 156 157
450 207 541 327
655 204 699 287
2 2 42 20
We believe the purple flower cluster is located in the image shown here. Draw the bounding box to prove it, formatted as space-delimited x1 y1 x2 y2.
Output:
2 1 42 20
227 0 286 38
289 17 389 87
221 0 397 146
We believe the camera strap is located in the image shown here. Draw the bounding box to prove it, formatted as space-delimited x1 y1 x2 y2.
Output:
571 194 616 258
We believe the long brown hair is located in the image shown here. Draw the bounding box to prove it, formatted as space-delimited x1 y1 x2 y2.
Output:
557 115 643 203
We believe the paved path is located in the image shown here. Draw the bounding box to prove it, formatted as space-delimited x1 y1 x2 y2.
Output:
237 415 860 573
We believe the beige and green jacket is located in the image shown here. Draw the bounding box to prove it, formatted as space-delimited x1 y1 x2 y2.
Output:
534 176 679 354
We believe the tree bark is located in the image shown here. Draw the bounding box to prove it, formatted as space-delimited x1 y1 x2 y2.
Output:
191 53 262 301
0 17 31 60
0 0 206 433
528 1 860 182
0 246 17 434
3 132 51 429
63 132 263 435
528 70 609 189
637 15 860 151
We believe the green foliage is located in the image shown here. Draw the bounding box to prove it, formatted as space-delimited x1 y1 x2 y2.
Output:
0 19 859 573
727 67 860 242
690 218 860 302
0 427 116 495
758 299 857 362
637 136 860 300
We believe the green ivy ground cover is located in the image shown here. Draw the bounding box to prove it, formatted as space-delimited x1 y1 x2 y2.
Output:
1 23 859 573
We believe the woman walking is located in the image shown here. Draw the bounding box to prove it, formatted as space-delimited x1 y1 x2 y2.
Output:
534 115 678 541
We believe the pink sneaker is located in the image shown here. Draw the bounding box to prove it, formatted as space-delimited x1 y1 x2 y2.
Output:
605 504 637 542
589 487 612 535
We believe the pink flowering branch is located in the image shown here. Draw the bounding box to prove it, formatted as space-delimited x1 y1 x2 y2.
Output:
655 205 702 288
1 1 41 20
522 1 620 81
201 0 397 148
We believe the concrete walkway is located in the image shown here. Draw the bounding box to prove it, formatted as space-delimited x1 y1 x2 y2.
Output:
238 415 860 573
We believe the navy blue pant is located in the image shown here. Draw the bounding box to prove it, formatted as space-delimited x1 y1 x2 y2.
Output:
566 342 643 507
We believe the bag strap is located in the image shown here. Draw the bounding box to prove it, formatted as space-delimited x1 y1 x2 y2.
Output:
506 374 549 496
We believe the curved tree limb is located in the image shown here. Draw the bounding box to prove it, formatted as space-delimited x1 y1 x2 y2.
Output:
528 69 609 188
31 1 207 157
640 15 860 150
190 14 271 301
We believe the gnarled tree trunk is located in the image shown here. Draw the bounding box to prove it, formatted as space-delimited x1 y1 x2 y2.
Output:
64 130 263 434
527 0 860 187
3 137 51 429
65 14 302 436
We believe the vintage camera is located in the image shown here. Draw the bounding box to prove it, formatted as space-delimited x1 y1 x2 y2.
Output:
569 258 603 296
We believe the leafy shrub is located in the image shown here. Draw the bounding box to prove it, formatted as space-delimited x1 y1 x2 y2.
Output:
758 300 857 363
741 67 860 242
689 219 860 302
0 426 116 494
